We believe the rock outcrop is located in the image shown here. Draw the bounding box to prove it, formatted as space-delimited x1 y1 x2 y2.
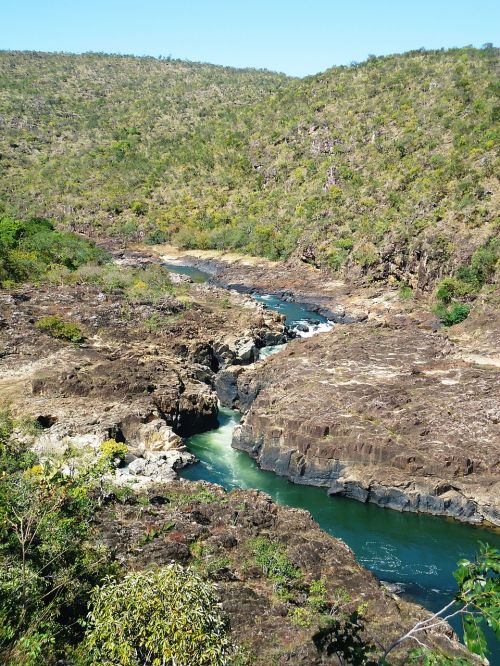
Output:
230 324 500 526
0 275 286 485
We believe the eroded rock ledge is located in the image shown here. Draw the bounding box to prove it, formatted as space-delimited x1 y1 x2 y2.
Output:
227 324 500 526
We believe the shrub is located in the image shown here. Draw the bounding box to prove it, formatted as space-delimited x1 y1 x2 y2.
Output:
84 565 234 666
130 200 147 216
352 242 379 269
250 537 301 591
20 230 107 270
457 237 500 289
326 248 349 271
291 606 314 628
308 578 329 612
35 316 84 343
0 216 109 285
434 302 471 327
145 228 168 245
96 439 128 473
435 277 472 304
125 265 174 303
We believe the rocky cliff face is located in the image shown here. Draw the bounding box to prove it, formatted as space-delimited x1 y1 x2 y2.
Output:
96 479 476 665
229 323 500 526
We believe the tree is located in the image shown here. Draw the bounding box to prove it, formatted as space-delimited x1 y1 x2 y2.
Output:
382 542 500 664
0 412 113 665
84 565 234 666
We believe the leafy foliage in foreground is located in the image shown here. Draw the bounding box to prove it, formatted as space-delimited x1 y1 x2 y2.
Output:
454 542 500 658
0 47 498 289
83 565 233 666
0 412 114 665
0 408 498 664
0 413 239 665
384 542 500 664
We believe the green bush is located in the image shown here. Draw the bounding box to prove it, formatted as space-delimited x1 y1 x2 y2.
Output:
84 565 234 666
95 439 128 473
250 537 301 591
326 248 349 271
0 216 109 285
435 277 472 304
0 217 53 250
35 316 84 343
457 238 499 289
145 228 168 245
434 301 471 327
352 242 379 269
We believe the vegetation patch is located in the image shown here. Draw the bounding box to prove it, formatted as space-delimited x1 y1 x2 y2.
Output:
74 263 175 304
0 216 108 286
0 48 497 288
433 237 498 325
249 537 301 594
35 315 84 342
83 565 234 666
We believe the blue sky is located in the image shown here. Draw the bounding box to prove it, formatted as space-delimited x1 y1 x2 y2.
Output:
2 0 498 76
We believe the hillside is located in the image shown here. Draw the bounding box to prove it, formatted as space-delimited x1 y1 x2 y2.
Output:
0 47 498 292
0 51 288 232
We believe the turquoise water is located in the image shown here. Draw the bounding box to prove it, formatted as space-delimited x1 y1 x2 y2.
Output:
166 260 499 660
163 261 212 283
251 292 329 326
163 262 332 330
181 407 500 661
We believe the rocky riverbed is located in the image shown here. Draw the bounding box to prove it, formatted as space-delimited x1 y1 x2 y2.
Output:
0 274 287 485
142 244 500 527
1 246 497 662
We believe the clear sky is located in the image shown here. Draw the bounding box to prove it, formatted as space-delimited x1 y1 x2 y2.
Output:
2 0 498 76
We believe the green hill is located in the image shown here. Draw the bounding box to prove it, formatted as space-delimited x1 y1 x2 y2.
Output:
0 51 288 233
0 47 498 291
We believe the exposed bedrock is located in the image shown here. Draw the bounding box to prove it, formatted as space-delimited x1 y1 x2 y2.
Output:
97 480 477 665
0 281 286 484
230 324 500 526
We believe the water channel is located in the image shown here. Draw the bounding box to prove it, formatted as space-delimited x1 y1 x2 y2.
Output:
163 261 500 661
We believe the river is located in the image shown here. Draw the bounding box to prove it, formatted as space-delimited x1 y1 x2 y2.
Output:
163 260 500 661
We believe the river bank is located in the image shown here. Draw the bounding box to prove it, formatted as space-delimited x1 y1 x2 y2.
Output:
2 246 498 662
140 244 500 528
181 406 500 661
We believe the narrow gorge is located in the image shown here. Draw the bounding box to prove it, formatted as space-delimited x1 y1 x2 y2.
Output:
1 43 498 665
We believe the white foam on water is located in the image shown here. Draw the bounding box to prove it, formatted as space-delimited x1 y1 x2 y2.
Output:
292 320 334 338
258 344 285 360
